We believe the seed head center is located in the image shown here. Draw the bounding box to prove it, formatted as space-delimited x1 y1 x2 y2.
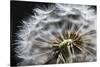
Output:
60 39 73 47
66 39 73 43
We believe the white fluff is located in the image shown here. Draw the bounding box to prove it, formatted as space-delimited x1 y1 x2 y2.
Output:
16 3 96 65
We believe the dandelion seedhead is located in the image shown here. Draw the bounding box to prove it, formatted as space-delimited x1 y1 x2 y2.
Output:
15 3 96 65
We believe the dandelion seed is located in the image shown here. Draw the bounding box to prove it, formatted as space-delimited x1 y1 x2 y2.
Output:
15 3 96 65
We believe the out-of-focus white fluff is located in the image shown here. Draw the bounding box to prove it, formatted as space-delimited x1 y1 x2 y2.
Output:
16 3 96 65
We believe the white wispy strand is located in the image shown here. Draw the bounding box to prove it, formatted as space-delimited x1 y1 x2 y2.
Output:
16 3 96 65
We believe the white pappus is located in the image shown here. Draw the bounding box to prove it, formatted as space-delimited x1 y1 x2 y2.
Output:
15 3 97 66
